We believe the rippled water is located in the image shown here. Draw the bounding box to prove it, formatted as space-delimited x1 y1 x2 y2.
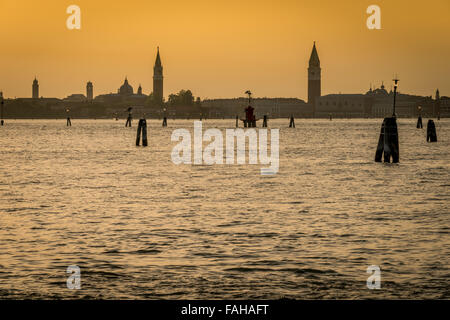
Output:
0 119 449 299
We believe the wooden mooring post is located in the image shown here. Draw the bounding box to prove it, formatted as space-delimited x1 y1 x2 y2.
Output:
375 78 400 163
236 115 239 128
375 117 399 163
426 120 437 142
262 115 267 127
289 115 295 128
1 98 4 126
417 116 423 129
136 119 148 146
66 108 71 126
125 113 132 127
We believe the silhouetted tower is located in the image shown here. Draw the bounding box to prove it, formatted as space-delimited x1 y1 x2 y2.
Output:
137 84 142 95
308 42 321 107
153 47 163 105
32 77 39 99
435 89 440 117
86 81 93 101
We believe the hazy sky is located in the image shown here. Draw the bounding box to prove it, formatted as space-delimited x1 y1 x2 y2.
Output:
1 0 449 100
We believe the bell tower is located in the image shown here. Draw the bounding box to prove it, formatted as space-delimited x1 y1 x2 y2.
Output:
153 47 163 105
308 42 321 106
32 77 39 99
435 89 440 117
86 81 93 101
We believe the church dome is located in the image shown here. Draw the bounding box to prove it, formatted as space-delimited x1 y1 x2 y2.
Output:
119 78 134 95
367 82 388 96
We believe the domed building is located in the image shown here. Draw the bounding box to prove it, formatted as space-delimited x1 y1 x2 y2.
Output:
366 82 389 96
94 77 147 105
118 78 134 96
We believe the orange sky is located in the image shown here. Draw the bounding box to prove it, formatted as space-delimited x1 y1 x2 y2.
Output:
0 0 449 100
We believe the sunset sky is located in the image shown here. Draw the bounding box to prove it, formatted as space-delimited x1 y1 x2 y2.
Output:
0 0 449 100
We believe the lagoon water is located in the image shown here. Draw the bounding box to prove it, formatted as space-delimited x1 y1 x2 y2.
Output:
0 119 449 299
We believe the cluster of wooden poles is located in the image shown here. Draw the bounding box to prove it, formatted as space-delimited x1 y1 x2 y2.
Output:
374 115 438 163
2 111 439 156
134 114 299 147
234 115 295 128
373 78 439 163
417 116 438 142
136 113 440 154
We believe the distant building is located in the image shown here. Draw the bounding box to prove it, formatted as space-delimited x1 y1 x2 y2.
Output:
153 47 163 104
366 82 390 117
94 77 146 104
86 81 93 101
118 77 134 95
439 96 450 118
315 82 436 118
368 83 435 117
202 98 310 118
315 94 370 118
64 94 87 102
32 77 39 99
308 42 321 107
137 84 143 95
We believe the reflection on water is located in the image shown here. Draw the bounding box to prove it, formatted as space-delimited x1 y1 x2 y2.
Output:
0 119 449 299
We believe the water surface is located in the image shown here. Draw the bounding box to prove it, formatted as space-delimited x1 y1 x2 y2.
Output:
0 119 449 299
